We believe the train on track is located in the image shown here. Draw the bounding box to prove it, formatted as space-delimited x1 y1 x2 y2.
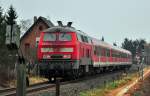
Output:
37 21 132 81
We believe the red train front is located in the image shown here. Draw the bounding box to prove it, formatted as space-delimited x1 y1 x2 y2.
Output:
37 24 82 80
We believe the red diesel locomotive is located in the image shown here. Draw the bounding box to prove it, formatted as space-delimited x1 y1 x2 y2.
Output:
37 21 132 80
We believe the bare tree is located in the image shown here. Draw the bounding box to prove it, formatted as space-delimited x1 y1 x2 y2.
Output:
19 19 32 36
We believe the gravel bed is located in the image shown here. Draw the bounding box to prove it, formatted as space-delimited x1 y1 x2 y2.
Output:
59 71 123 96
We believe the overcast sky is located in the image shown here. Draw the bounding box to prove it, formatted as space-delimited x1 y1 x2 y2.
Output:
1 0 150 46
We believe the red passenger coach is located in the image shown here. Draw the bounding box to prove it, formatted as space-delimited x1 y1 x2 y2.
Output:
37 21 132 81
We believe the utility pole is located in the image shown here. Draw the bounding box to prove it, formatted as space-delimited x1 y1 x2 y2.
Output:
136 45 145 81
140 45 145 81
6 24 27 96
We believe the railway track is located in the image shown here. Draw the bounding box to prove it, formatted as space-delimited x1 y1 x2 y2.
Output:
0 82 54 96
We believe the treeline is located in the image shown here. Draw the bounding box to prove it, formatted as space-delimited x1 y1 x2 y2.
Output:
122 38 146 60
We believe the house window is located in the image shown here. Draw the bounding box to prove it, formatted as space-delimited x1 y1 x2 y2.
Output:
36 37 40 47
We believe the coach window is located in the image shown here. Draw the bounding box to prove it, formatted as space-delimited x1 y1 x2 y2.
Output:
115 51 117 57
123 53 125 58
118 52 120 58
106 49 110 57
113 51 115 57
122 53 124 58
120 52 121 58
103 48 106 56
86 49 90 57
96 46 99 56
125 54 127 58
101 48 104 56
98 46 101 56
84 36 88 43
94 46 97 55
120 53 122 58
112 50 114 57
118 52 120 57
116 52 118 57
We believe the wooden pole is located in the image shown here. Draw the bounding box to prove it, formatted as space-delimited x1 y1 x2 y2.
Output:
16 57 26 96
56 78 60 96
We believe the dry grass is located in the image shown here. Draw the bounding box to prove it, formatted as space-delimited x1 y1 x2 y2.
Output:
8 76 48 88
29 76 48 85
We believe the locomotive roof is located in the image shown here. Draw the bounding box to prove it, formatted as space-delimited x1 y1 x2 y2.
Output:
44 26 77 33
44 26 88 36
112 46 131 54
43 26 131 55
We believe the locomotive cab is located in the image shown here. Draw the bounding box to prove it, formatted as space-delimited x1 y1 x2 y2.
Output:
37 26 80 79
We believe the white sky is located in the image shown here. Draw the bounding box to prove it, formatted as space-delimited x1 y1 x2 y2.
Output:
1 0 150 46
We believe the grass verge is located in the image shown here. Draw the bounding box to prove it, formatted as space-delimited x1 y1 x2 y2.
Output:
80 73 136 96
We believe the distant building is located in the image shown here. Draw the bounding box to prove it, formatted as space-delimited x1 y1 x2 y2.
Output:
20 16 54 63
144 44 150 64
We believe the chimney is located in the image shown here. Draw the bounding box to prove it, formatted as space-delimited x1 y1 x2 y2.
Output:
67 22 72 27
57 21 63 26
34 16 37 23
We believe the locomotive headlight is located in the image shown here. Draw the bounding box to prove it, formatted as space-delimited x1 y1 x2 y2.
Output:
41 48 53 52
43 54 51 59
63 54 71 59
60 48 73 52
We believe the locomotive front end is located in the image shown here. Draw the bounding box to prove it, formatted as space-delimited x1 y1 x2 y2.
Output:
37 26 79 80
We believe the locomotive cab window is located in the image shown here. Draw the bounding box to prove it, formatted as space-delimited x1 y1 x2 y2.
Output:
43 33 56 41
106 49 110 57
77 33 82 42
59 33 72 41
84 36 88 43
